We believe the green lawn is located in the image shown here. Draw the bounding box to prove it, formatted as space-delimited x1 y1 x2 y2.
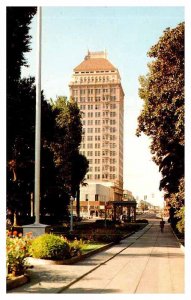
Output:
81 242 106 254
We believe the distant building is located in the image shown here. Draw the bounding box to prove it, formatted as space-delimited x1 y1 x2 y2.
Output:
123 189 135 201
69 51 124 216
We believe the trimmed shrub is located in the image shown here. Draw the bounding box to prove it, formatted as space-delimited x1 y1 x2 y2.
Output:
68 238 84 257
29 234 70 260
136 219 149 224
92 233 122 243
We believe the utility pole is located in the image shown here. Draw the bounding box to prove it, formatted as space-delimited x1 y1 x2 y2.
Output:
34 6 42 224
23 7 47 236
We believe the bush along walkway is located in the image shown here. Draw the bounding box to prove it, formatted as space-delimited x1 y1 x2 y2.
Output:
7 224 151 293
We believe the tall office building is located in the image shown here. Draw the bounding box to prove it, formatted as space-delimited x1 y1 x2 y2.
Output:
69 51 124 216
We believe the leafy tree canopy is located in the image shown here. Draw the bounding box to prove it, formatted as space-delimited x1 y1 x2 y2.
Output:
136 22 184 200
136 22 184 234
7 7 37 87
50 96 89 196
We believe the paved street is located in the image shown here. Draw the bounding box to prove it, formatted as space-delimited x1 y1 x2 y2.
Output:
9 217 184 294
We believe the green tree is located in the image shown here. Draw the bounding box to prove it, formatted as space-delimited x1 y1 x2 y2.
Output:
7 7 37 166
136 23 184 231
50 96 89 218
71 152 89 218
7 7 37 218
7 7 37 90
6 7 88 222
7 76 56 217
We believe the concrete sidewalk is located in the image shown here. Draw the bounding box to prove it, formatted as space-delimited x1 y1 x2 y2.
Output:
8 222 184 294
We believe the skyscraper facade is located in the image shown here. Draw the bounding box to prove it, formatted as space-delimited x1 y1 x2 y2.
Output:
69 51 124 215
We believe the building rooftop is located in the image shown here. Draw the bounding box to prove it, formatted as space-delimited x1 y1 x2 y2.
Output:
74 51 117 72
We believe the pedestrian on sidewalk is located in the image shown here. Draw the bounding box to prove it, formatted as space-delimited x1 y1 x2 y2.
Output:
160 218 165 233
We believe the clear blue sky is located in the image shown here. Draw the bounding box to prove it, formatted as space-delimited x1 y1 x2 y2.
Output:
21 6 184 206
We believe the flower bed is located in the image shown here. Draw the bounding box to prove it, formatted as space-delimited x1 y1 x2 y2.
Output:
6 231 32 276
63 223 146 243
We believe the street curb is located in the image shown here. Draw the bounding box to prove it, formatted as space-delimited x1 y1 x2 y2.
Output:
27 242 115 266
171 227 185 253
6 275 29 291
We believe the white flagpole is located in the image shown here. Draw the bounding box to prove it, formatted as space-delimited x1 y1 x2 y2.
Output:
34 6 42 224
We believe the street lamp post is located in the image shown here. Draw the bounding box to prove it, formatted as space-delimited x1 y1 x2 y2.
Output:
86 194 90 218
104 200 107 227
70 196 74 232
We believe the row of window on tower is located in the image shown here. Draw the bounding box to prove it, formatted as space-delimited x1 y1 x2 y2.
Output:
82 135 116 141
74 96 116 102
73 88 116 95
73 75 117 84
79 103 117 110
86 158 116 164
82 119 117 126
82 127 117 134
81 143 116 149
87 174 116 180
81 111 116 118
88 166 116 172
80 150 116 157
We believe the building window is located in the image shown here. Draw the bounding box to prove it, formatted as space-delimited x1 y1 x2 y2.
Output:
111 96 116 101
88 120 93 125
110 135 116 141
88 112 93 117
95 120 100 125
110 174 116 179
95 112 100 117
95 194 99 201
87 143 93 149
111 88 116 94
87 128 93 133
95 128 101 133
87 151 93 156
110 151 116 156
110 127 116 133
110 143 116 148
95 143 100 149
110 166 115 172
110 104 116 109
87 136 93 141
95 135 100 141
